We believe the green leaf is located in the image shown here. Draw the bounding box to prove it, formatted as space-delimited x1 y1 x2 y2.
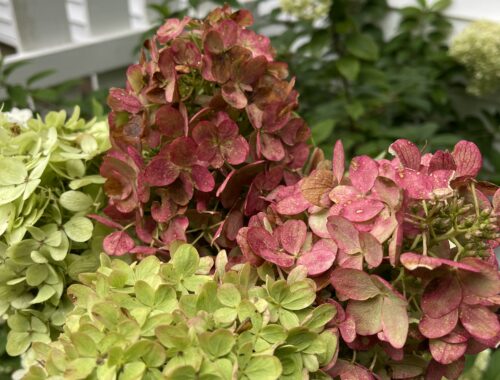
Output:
260 325 287 344
345 101 365 120
430 0 451 11
59 191 93 212
6 331 31 356
69 175 106 190
303 304 337 331
243 356 282 380
311 119 336 146
155 325 189 350
346 33 379 61
63 216 93 242
0 158 27 185
336 57 360 81
121 361 146 380
136 256 161 281
30 285 55 304
65 358 95 379
27 69 55 86
26 264 49 286
70 332 97 357
199 329 235 358
172 244 199 277
217 283 241 307
166 366 197 380
135 280 156 307
281 282 316 310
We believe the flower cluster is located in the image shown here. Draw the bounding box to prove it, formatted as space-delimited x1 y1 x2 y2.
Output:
450 20 500 95
0 108 109 357
99 5 310 257
238 138 500 378
25 245 337 379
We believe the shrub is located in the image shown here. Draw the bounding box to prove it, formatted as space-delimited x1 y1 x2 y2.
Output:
0 108 109 357
24 245 336 379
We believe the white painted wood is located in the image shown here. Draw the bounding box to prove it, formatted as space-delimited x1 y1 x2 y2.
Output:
3 28 148 89
10 0 72 52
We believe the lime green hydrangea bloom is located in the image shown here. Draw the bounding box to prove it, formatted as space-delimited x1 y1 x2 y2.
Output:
24 246 337 380
0 107 110 357
279 0 331 20
450 20 500 95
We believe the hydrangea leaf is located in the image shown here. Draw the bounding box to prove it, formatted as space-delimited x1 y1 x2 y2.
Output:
59 191 93 212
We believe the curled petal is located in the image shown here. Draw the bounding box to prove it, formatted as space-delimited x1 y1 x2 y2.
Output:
421 275 462 319
452 140 482 178
419 309 459 339
333 140 345 184
389 139 421 170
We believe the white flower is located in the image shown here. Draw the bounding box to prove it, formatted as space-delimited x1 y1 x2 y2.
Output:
5 108 33 128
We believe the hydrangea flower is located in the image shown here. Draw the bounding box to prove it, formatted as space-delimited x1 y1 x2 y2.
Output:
99 6 310 255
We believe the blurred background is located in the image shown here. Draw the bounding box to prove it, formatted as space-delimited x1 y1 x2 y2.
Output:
0 0 499 376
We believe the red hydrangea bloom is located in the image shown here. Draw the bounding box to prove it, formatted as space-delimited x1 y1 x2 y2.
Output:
99 6 310 254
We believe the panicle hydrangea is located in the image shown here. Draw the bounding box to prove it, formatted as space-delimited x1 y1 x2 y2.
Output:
237 138 500 379
99 5 310 257
450 20 500 95
279 0 332 21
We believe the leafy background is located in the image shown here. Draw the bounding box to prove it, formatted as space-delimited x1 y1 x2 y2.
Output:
0 0 499 378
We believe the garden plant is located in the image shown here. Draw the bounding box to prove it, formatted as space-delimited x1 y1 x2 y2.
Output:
0 4 498 380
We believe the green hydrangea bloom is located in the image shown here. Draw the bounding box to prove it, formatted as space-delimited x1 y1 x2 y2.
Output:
450 20 500 95
0 107 110 357
24 245 337 380
279 0 331 20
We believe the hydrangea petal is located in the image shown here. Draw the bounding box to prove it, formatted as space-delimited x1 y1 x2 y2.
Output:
381 296 409 349
421 275 462 319
429 339 467 365
359 232 383 268
297 239 337 276
277 219 307 255
341 198 384 223
347 296 383 335
327 216 361 255
103 231 135 256
333 140 345 184
349 155 378 194
143 158 180 187
452 140 482 178
459 304 500 341
389 139 421 170
419 309 458 339
330 268 380 300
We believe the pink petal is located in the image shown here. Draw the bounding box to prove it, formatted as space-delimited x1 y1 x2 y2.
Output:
349 155 378 194
247 226 279 259
389 139 421 170
381 296 409 349
429 339 467 365
155 105 185 138
236 227 264 266
277 219 307 255
428 150 456 173
400 252 481 272
156 16 190 43
330 268 380 301
341 198 385 222
260 133 285 162
419 309 459 339
347 296 383 335
169 137 198 167
88 214 123 230
222 81 248 109
372 177 401 209
103 231 135 256
297 239 337 276
327 216 361 255
329 185 360 205
421 275 462 319
425 359 465 380
223 135 249 166
452 140 482 178
333 140 345 184
143 158 179 187
457 257 500 298
160 216 188 245
308 210 330 238
191 165 214 192
359 232 383 268
108 88 142 114
394 168 433 200
459 304 500 341
217 161 265 208
275 187 311 215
